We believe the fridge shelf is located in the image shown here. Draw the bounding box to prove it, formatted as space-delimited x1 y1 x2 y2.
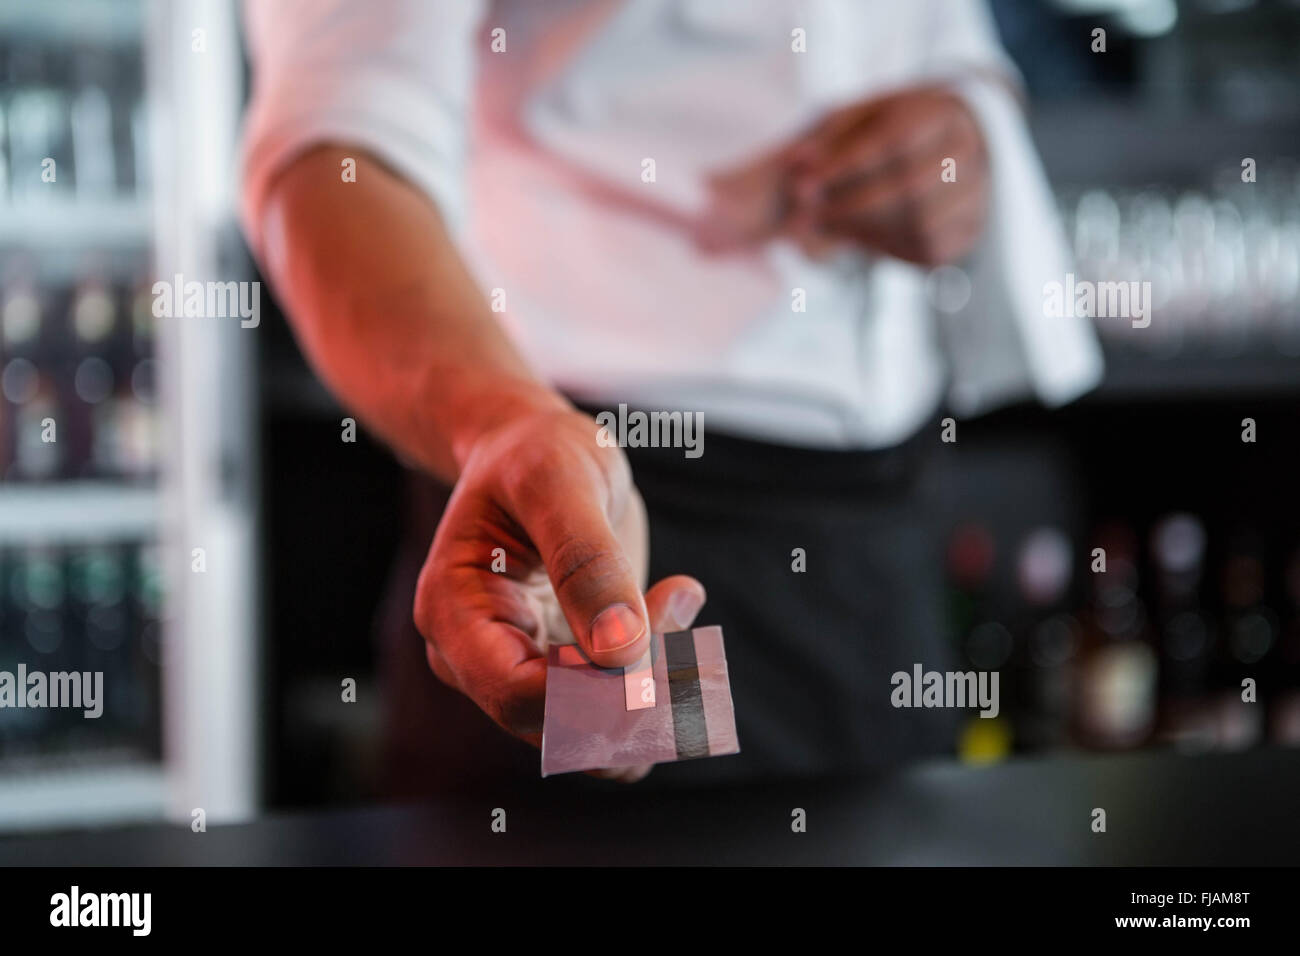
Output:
0 481 159 543
0 200 152 250
0 762 166 832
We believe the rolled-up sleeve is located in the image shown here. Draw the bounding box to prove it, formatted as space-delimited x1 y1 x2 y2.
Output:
238 0 485 257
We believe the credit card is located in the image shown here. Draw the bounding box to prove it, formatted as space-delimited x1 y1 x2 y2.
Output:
541 626 740 776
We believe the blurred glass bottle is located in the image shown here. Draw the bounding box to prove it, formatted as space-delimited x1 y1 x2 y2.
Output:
945 522 1017 762
1073 522 1158 750
5 45 72 204
945 522 996 645
67 543 132 754
7 545 70 754
1216 532 1271 750
0 94 10 202
0 42 10 199
70 46 118 199
119 274 161 480
130 100 149 196
131 542 164 758
64 270 121 478
1272 547 1300 746
1149 513 1218 750
0 547 15 760
2 273 63 481
1016 526 1080 751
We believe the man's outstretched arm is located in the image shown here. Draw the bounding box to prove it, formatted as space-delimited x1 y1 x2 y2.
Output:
252 146 706 770
259 145 562 484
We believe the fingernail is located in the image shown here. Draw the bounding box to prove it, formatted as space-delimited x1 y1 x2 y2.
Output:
665 587 706 631
591 604 646 653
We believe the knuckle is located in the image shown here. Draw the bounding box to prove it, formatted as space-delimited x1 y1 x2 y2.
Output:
411 564 443 640
412 557 463 651
479 680 536 737
478 685 509 730
412 588 434 641
499 447 554 503
498 697 537 737
493 412 626 512
424 643 456 689
501 438 581 507
548 534 615 598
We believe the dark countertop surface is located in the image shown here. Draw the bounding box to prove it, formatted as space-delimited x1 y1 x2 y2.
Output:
3 749 1298 865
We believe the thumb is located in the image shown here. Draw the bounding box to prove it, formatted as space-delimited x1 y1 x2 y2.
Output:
524 496 649 670
585 574 707 785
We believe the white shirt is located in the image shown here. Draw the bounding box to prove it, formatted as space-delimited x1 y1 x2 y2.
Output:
240 0 1103 449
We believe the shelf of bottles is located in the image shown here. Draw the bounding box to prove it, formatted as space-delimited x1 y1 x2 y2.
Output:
0 0 167 826
946 514 1300 764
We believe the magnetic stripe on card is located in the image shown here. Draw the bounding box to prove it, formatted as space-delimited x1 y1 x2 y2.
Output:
664 629 709 758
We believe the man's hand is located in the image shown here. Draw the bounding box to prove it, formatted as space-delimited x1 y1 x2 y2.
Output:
787 87 989 264
413 405 706 782
703 85 990 266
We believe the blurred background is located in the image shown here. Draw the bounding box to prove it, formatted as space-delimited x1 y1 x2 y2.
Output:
1 0 1299 833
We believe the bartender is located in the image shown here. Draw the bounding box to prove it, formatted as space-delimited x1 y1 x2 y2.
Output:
239 0 1101 788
